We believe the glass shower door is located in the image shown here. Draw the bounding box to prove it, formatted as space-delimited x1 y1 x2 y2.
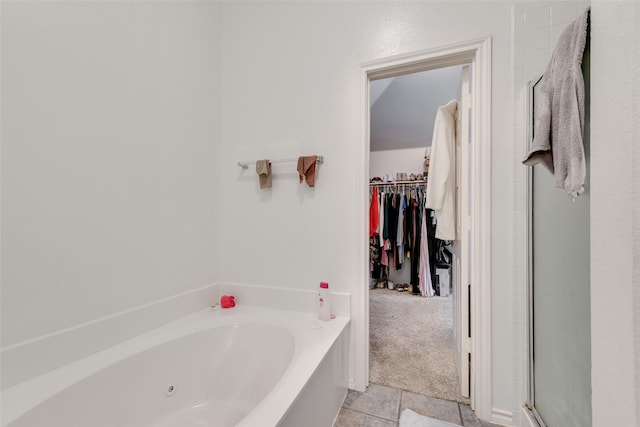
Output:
529 165 591 427
527 46 591 427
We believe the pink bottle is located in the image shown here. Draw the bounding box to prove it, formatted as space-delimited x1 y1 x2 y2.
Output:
318 282 331 321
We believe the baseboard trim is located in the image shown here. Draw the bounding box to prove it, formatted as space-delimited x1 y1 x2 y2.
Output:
491 408 515 426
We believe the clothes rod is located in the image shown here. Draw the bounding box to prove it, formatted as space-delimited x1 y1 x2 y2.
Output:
370 180 428 186
237 156 324 170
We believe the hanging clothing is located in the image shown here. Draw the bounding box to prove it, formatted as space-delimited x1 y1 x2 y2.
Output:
387 194 397 268
395 193 404 269
403 193 412 258
383 193 390 241
419 206 434 297
425 208 438 292
370 185 439 285
378 191 385 246
369 187 379 237
382 239 391 266
409 192 423 294
387 193 397 247
425 99 458 241
370 237 382 280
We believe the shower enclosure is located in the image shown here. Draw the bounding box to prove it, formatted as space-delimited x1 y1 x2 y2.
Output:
526 45 591 427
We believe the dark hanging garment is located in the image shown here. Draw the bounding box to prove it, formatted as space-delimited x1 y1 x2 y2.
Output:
382 193 390 240
393 193 402 270
370 189 383 281
389 193 398 269
425 208 438 294
403 194 412 258
388 194 397 248
409 196 423 294
387 194 396 268
370 236 382 280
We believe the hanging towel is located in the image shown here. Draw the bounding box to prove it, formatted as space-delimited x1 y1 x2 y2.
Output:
523 8 590 198
297 155 318 187
425 99 458 241
255 160 272 189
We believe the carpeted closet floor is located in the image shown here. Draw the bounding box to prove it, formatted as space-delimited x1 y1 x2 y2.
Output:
369 288 469 404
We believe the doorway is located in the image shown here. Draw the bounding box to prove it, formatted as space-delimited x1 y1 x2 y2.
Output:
355 38 493 419
368 64 469 404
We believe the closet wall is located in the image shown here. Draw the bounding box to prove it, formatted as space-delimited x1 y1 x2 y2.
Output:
370 148 425 180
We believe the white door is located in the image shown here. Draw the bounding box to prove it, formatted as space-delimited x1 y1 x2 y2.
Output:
453 64 472 398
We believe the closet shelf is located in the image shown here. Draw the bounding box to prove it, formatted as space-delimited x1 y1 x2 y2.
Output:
370 180 428 186
237 156 324 169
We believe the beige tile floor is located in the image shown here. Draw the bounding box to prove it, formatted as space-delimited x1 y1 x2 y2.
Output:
334 383 503 427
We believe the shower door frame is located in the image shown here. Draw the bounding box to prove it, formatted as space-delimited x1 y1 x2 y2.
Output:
525 74 546 427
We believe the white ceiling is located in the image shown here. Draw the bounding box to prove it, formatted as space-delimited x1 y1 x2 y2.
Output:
370 65 463 152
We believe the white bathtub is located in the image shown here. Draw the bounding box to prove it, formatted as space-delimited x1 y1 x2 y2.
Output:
2 305 350 427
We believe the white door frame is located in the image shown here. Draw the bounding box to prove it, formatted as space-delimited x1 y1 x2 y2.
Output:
354 36 492 419
454 63 473 399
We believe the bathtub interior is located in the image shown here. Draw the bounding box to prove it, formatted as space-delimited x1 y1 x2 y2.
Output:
8 323 294 427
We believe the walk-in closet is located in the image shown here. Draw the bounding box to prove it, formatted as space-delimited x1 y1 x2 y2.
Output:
368 64 470 404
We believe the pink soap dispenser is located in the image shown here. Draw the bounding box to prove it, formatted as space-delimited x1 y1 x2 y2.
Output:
318 282 332 321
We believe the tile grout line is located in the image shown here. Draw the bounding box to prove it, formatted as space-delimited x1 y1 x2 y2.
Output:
369 381 470 406
397 390 403 425
342 385 474 426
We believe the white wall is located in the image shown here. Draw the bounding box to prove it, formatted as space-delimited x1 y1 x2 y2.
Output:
369 148 425 179
218 1 516 420
635 5 640 426
1 2 222 347
635 6 640 426
590 1 639 426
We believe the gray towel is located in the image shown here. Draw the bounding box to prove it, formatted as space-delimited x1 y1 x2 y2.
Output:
523 8 590 198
